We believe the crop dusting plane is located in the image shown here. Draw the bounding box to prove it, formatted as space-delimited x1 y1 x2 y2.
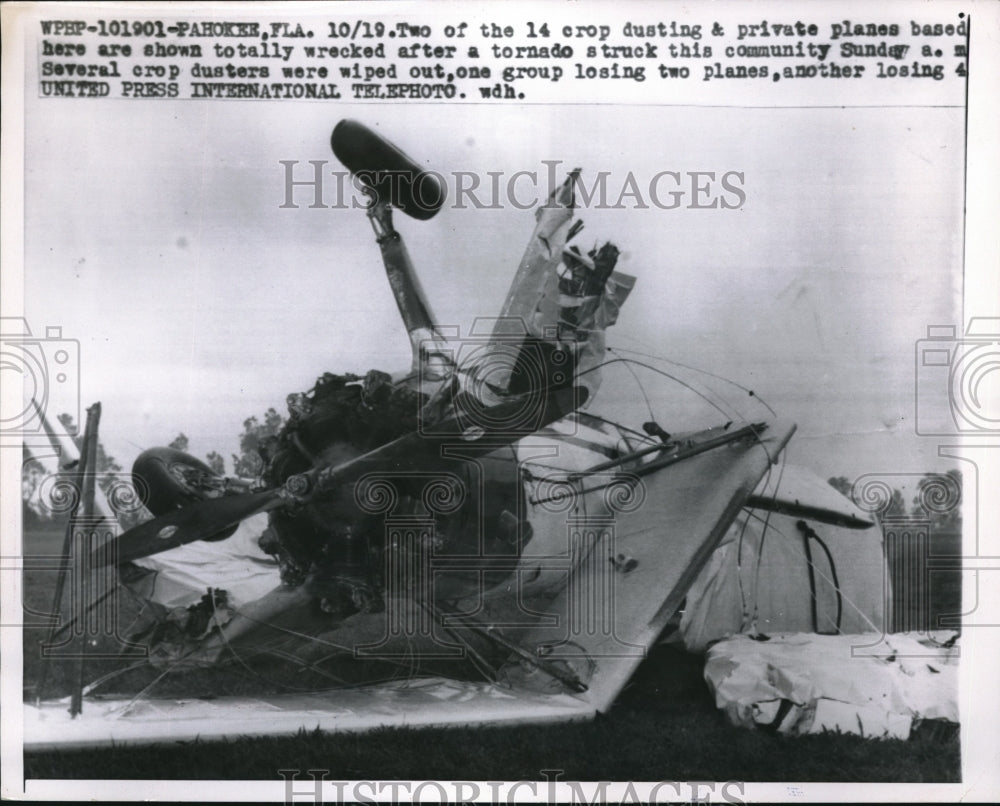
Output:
24 120 881 749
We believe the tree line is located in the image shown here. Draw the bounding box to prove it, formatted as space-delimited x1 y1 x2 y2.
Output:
20 408 963 536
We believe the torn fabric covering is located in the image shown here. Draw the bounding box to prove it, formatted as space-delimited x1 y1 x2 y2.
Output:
469 171 634 402
493 170 579 337
567 269 636 399
703 632 959 739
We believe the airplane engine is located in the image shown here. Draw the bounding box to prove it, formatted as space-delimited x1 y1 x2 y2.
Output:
258 370 532 618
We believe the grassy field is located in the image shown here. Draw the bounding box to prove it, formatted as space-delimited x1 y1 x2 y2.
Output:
20 522 960 783
23 644 960 783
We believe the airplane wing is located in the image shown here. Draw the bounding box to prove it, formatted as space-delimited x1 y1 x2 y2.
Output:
24 419 797 749
488 419 798 710
746 463 874 529
24 677 594 751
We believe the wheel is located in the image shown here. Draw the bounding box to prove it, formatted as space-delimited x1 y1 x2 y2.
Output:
331 119 446 220
131 448 238 541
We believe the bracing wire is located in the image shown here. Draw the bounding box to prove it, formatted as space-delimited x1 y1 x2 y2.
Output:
94 591 425 706
219 598 445 686
607 347 655 422
735 463 771 628
576 357 739 423
82 661 154 697
733 448 785 633
114 656 189 717
416 598 498 685
749 452 787 630
208 594 357 693
607 344 778 418
209 592 424 693
741 508 881 634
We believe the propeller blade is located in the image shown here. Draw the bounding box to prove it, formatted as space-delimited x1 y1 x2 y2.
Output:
94 384 585 568
89 489 285 567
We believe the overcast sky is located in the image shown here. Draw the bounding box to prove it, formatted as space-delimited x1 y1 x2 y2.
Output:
21 100 963 482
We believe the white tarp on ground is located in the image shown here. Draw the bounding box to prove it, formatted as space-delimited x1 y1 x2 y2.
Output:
703 632 959 739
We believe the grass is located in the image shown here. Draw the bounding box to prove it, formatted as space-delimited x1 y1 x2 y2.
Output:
22 644 959 782
20 522 961 783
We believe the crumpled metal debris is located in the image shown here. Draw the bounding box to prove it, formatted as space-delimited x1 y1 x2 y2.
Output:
147 588 235 667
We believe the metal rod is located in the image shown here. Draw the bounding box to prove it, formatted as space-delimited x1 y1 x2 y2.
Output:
531 422 770 504
36 404 94 705
70 402 101 716
35 518 75 705
367 195 448 378
569 422 767 482
484 626 588 693
432 601 586 693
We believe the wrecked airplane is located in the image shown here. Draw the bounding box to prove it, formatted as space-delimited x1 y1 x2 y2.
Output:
25 119 916 749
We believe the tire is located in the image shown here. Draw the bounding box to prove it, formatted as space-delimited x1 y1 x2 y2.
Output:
132 448 238 541
330 119 446 220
